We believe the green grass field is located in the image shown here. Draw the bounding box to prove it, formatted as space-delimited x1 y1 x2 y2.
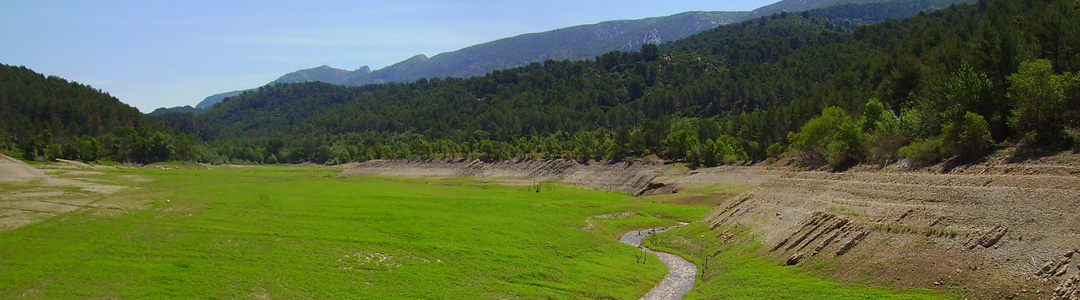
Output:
1 165 689 299
0 164 955 299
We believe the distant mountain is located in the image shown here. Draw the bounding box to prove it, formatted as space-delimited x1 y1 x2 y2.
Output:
191 11 747 109
196 90 244 109
347 11 748 85
149 105 197 115
273 65 370 85
750 0 895 17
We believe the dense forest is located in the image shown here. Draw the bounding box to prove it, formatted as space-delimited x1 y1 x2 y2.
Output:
6 0 1079 169
0 64 197 162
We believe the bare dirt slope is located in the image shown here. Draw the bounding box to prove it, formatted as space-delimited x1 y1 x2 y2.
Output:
0 154 135 232
0 153 46 181
340 158 667 193
704 153 1080 299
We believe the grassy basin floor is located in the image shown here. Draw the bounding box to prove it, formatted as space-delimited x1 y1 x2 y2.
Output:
0 164 955 299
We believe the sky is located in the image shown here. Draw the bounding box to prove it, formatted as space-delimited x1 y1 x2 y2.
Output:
1 0 778 112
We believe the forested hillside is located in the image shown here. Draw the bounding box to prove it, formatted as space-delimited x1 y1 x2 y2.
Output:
157 14 853 164
0 64 196 162
805 0 975 24
150 0 1074 167
154 0 1079 166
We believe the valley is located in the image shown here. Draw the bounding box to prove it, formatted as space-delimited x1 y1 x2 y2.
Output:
3 0 1078 299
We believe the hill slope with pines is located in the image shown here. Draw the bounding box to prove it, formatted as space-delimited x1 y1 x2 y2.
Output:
0 64 195 162
157 0 1078 169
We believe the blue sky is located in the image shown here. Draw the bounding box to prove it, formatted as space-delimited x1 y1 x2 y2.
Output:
1 0 778 112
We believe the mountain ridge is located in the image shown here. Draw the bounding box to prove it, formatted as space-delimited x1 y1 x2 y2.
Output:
750 0 893 16
190 11 748 110
186 0 975 111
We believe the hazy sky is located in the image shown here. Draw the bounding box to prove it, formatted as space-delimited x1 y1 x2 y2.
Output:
1 0 778 112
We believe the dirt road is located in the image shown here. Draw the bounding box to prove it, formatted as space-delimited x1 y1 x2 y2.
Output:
620 224 696 300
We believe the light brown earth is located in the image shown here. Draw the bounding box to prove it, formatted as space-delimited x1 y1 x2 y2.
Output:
339 158 666 193
0 154 139 232
703 152 1080 300
342 153 1080 299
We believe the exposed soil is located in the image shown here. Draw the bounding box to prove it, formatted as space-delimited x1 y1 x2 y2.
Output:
0 154 137 232
0 154 46 180
340 158 667 193
703 152 1080 299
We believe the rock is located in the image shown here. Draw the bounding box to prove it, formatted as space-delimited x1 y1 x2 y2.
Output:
965 224 1008 250
1054 273 1080 300
785 252 805 266
979 225 1008 248
836 231 869 256
635 181 675 196
1042 262 1057 276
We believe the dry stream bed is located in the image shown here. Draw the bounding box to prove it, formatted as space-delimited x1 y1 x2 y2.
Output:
620 224 696 300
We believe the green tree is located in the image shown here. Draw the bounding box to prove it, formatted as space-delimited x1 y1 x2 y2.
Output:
790 107 861 168
941 112 994 157
609 126 631 159
945 63 998 134
1007 59 1076 144
641 44 659 62
138 132 175 162
661 123 698 161
859 98 886 133
45 143 62 161
478 140 498 161
865 108 905 165
826 120 863 168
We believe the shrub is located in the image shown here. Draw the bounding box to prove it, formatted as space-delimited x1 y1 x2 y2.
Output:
826 120 863 169
790 106 862 168
766 142 784 160
941 112 993 157
900 138 945 167
866 106 905 165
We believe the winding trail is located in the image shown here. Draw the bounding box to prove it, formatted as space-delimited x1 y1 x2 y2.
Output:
620 224 697 300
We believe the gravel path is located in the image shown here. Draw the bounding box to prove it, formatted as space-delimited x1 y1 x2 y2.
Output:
620 224 696 300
